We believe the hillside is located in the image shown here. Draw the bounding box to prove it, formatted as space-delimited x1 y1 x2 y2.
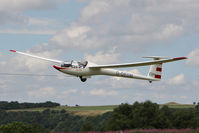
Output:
7 105 118 116
7 103 196 116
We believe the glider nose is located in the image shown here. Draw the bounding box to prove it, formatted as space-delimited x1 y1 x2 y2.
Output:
53 65 66 70
53 65 61 70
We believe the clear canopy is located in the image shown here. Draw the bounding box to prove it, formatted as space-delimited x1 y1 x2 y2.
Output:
61 60 88 68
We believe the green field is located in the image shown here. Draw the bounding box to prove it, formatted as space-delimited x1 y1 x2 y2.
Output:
7 105 118 116
160 104 196 109
7 103 196 116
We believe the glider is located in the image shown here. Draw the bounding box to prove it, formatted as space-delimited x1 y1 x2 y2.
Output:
10 50 187 82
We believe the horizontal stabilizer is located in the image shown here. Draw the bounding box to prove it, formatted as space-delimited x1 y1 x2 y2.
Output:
143 56 169 60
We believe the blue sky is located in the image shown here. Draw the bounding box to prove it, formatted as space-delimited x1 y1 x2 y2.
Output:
0 0 199 105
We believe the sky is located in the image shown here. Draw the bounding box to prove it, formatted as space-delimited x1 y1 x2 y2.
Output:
0 0 199 106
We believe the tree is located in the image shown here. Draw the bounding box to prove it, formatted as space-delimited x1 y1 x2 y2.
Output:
195 104 199 116
104 101 161 130
156 106 172 128
60 109 66 114
104 113 131 131
104 103 132 131
114 103 132 117
173 109 198 128
80 122 94 132
130 100 160 128
0 122 48 133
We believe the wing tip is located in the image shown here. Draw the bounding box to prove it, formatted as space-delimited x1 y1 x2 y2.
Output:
10 50 16 52
173 57 188 60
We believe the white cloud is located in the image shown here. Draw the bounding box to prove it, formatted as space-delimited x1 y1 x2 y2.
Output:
152 93 168 99
79 1 111 23
167 73 186 85
47 0 197 52
0 53 3 57
2 0 199 52
28 87 56 98
156 24 183 40
84 48 120 64
89 89 118 97
28 87 78 99
0 11 25 25
0 0 56 11
50 25 104 50
186 49 199 67
132 93 169 101
0 29 56 35
66 26 90 38
0 78 8 90
0 0 66 25
192 80 199 87
180 96 188 99
28 18 57 26
0 61 6 66
62 89 77 95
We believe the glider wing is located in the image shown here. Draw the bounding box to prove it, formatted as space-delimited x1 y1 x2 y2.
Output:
89 57 187 69
10 50 63 64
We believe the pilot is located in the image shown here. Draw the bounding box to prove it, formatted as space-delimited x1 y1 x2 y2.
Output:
78 62 84 68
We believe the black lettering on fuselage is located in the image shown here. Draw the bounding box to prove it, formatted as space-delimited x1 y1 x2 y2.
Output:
116 71 133 77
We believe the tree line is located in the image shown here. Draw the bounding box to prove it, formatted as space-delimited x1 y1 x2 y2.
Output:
0 101 60 110
103 101 198 131
0 101 199 132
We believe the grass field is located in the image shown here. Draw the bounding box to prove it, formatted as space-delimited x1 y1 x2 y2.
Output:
7 103 196 116
160 103 196 109
7 105 118 116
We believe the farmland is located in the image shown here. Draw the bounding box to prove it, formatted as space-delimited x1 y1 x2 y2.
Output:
160 102 196 109
7 102 196 116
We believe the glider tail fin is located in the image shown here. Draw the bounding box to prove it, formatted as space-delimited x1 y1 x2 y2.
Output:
148 63 162 81
143 57 166 82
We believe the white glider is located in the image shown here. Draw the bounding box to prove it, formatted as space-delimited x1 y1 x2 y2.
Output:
10 50 187 82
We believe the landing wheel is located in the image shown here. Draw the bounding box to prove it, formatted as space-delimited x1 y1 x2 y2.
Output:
80 76 87 82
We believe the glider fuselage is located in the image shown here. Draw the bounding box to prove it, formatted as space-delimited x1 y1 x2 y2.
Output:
53 63 159 81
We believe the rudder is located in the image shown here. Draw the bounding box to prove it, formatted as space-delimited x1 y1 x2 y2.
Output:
148 63 162 80
143 56 166 82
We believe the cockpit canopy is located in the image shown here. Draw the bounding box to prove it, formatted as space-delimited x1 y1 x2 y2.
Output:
61 60 88 68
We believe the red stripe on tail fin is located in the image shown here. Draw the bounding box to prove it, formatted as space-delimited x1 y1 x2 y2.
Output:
156 67 162 72
155 75 161 79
